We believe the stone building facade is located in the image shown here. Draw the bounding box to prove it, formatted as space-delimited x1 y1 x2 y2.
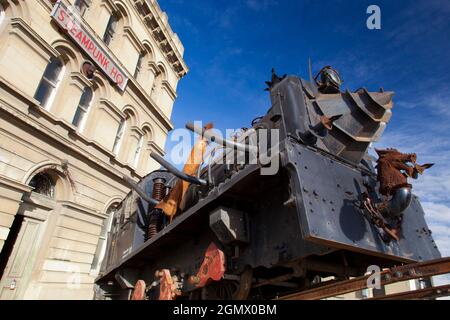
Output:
0 0 187 299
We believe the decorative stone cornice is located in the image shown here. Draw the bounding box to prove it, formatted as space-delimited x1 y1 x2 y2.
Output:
98 98 124 121
161 80 176 100
60 200 104 219
70 72 93 90
10 17 59 61
22 192 57 211
101 0 119 15
127 78 173 131
0 174 34 193
123 26 145 53
131 0 188 78
130 126 145 137
147 141 164 155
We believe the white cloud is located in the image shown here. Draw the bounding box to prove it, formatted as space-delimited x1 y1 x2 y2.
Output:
422 202 450 224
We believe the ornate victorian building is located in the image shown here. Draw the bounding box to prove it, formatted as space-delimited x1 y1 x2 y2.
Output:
0 0 187 299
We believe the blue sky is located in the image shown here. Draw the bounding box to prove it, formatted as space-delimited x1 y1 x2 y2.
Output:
159 0 450 280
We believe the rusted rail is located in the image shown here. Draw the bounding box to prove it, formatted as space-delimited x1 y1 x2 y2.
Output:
369 284 450 300
278 257 450 300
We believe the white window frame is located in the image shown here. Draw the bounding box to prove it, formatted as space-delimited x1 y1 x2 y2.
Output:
133 135 143 168
112 119 126 155
46 64 65 111
90 205 117 275
0 4 5 26
35 58 66 111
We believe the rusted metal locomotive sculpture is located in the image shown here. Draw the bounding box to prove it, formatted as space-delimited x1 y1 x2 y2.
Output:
94 65 440 300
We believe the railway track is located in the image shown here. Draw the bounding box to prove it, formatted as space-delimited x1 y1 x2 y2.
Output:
277 257 450 300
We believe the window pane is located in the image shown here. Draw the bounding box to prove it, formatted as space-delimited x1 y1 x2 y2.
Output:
134 53 144 78
43 58 63 81
72 87 92 128
29 173 55 198
112 120 125 154
72 108 85 127
133 136 143 167
34 58 64 107
110 17 118 30
79 87 93 107
103 15 117 45
34 81 52 106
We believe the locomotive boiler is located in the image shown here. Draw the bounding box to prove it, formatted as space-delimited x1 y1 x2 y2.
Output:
94 65 440 300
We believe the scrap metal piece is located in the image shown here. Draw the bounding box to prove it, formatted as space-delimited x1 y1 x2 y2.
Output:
358 148 434 241
358 148 435 241
149 152 208 186
314 66 343 94
375 148 417 196
413 163 434 177
378 187 412 218
156 269 181 300
209 207 249 245
265 68 287 91
188 242 226 288
147 178 167 240
122 175 158 205
186 122 258 153
130 280 146 300
310 114 343 137
152 123 212 222
232 267 253 300
362 194 401 241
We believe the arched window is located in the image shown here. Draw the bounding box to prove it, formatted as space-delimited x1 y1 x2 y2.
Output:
133 134 143 168
74 0 90 17
29 172 56 198
112 118 126 155
34 57 65 110
91 203 119 273
72 87 93 131
134 52 145 79
103 14 118 46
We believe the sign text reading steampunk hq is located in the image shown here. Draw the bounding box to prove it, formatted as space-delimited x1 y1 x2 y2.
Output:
50 1 129 91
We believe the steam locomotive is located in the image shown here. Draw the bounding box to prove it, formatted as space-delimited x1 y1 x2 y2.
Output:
94 65 440 300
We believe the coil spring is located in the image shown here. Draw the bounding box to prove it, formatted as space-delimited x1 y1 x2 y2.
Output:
147 212 160 239
147 178 166 240
152 178 166 202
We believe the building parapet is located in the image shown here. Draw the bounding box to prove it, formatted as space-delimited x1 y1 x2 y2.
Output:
132 0 189 78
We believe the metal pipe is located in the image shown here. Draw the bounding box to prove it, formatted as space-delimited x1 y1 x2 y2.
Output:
122 176 158 205
149 152 208 186
185 122 258 153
